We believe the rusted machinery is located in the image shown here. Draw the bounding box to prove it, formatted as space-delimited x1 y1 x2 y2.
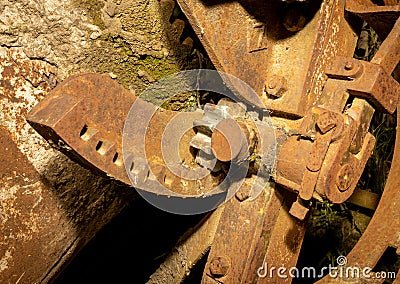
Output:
26 0 400 282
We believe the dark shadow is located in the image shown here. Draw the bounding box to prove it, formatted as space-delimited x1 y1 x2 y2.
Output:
54 198 206 283
372 247 400 283
192 0 323 40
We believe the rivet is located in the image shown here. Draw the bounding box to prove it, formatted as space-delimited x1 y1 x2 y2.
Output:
336 164 354 191
209 256 230 278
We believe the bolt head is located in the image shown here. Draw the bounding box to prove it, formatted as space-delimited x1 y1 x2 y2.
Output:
289 200 309 220
211 119 251 162
209 256 230 278
344 61 354 70
316 112 337 133
264 75 286 98
336 164 354 191
268 76 278 89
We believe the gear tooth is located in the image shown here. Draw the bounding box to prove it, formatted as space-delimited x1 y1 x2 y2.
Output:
204 103 218 112
190 132 212 152
159 0 175 21
196 151 219 171
193 119 214 135
181 37 193 50
171 19 185 39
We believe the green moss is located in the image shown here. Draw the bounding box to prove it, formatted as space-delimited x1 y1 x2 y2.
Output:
68 0 198 110
139 55 180 80
160 92 198 111
70 28 184 96
72 0 106 30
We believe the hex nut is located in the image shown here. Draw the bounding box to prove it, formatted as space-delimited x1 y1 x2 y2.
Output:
316 112 337 134
264 75 286 98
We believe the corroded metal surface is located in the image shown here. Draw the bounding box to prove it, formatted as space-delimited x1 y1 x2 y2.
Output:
345 0 400 39
202 184 307 283
326 55 400 114
27 74 223 197
202 182 276 283
0 48 79 283
0 45 141 284
177 0 357 117
315 3 400 282
0 126 76 284
19 0 400 283
26 74 135 185
211 119 250 162
317 102 400 283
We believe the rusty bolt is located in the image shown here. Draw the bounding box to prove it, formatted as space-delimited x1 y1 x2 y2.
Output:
316 112 337 134
336 164 355 191
268 76 278 89
264 75 286 98
209 256 230 278
344 61 354 71
283 9 306 32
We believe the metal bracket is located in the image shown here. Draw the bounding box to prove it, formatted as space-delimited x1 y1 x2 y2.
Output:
326 56 400 113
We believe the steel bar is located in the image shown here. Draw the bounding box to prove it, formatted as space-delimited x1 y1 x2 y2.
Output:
0 126 78 283
371 17 400 75
345 1 400 39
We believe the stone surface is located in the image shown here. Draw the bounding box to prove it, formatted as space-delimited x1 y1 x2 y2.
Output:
0 0 194 282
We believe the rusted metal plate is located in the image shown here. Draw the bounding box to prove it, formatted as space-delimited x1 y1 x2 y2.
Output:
0 48 80 283
175 0 271 109
177 0 358 117
259 189 308 283
202 183 307 283
26 74 136 185
0 126 77 284
202 181 274 283
1 47 140 284
371 17 400 75
326 56 400 113
0 48 57 170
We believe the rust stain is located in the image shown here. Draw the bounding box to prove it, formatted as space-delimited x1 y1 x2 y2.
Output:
0 126 76 284
0 47 58 174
